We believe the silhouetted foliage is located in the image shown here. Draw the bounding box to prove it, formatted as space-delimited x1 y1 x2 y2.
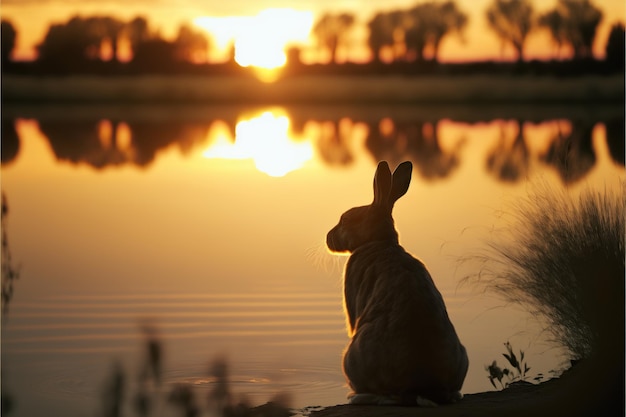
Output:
285 46 302 67
315 120 355 166
173 24 210 63
364 119 463 180
101 331 292 417
367 12 399 63
313 13 355 63
126 16 151 54
37 16 103 68
1 119 20 165
540 121 596 184
464 182 625 362
34 14 210 73
539 0 603 60
169 384 199 417
405 1 468 62
366 3 466 64
605 22 625 70
132 38 178 69
37 119 210 169
101 361 126 417
486 0 534 62
1 192 20 316
604 118 625 166
1 20 17 65
486 121 530 182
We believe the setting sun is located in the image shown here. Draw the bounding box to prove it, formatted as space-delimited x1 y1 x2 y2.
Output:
194 9 313 70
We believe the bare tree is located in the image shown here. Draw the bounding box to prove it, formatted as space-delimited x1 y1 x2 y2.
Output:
312 13 355 63
486 0 534 61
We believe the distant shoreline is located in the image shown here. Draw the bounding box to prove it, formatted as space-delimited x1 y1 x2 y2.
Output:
2 74 623 105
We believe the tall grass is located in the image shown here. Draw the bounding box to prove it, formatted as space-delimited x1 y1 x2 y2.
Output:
463 181 624 362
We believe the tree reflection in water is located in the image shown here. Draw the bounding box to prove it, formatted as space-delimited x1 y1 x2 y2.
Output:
1 109 623 184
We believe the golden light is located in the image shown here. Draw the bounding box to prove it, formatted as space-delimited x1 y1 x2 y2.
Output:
202 110 314 177
194 9 313 70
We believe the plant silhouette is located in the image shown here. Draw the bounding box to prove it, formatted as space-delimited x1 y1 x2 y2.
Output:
1 193 20 316
101 328 292 417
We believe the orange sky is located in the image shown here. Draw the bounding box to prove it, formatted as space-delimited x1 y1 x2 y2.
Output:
2 0 624 63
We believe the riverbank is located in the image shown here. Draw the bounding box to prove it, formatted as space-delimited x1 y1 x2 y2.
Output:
2 74 623 104
307 359 622 417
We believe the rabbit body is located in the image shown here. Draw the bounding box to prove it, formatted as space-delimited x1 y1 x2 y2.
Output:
327 161 468 405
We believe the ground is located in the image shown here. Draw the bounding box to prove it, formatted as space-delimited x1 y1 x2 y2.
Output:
308 360 623 417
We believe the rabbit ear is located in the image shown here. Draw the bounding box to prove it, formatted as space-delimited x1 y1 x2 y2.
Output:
373 161 392 207
389 161 412 206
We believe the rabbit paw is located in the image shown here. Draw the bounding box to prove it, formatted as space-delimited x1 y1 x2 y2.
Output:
416 396 438 407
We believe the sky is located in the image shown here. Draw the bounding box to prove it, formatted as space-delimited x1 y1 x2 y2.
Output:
2 0 625 63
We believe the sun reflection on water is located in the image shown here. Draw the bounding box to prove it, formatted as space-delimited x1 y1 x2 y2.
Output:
202 110 314 177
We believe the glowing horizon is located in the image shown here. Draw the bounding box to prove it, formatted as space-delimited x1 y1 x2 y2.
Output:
1 1 624 64
193 9 314 70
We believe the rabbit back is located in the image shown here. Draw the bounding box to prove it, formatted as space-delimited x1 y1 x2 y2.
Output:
342 241 468 403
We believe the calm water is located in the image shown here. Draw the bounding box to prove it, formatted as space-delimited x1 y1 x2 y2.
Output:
1 103 624 417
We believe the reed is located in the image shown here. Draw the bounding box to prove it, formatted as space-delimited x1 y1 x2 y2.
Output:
463 181 625 362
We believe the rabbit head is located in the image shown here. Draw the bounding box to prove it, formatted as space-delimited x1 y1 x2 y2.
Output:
327 161 412 253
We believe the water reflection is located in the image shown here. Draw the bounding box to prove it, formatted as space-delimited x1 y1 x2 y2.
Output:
36 118 209 169
2 109 623 184
365 118 465 180
203 110 313 177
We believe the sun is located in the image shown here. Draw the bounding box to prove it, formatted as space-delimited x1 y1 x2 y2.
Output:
194 9 313 71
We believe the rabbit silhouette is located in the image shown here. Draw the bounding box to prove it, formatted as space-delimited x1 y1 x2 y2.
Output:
327 160 468 406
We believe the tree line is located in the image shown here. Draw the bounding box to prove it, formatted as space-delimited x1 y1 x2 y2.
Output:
1 0 624 74
315 0 623 64
1 15 211 72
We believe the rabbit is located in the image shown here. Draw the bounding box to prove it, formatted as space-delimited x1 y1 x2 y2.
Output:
326 160 468 406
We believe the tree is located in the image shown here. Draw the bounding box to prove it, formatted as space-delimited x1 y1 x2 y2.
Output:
125 16 151 54
401 1 467 62
367 12 396 63
431 1 467 61
37 15 125 65
173 24 210 63
312 13 355 63
1 20 17 65
408 1 467 62
404 5 430 61
538 10 567 57
486 0 534 62
539 0 602 60
91 16 125 62
605 22 625 69
37 16 101 65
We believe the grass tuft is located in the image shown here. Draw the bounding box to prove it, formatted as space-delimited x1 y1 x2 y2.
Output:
462 181 625 362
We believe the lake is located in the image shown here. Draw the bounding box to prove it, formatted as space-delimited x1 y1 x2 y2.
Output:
1 103 624 416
